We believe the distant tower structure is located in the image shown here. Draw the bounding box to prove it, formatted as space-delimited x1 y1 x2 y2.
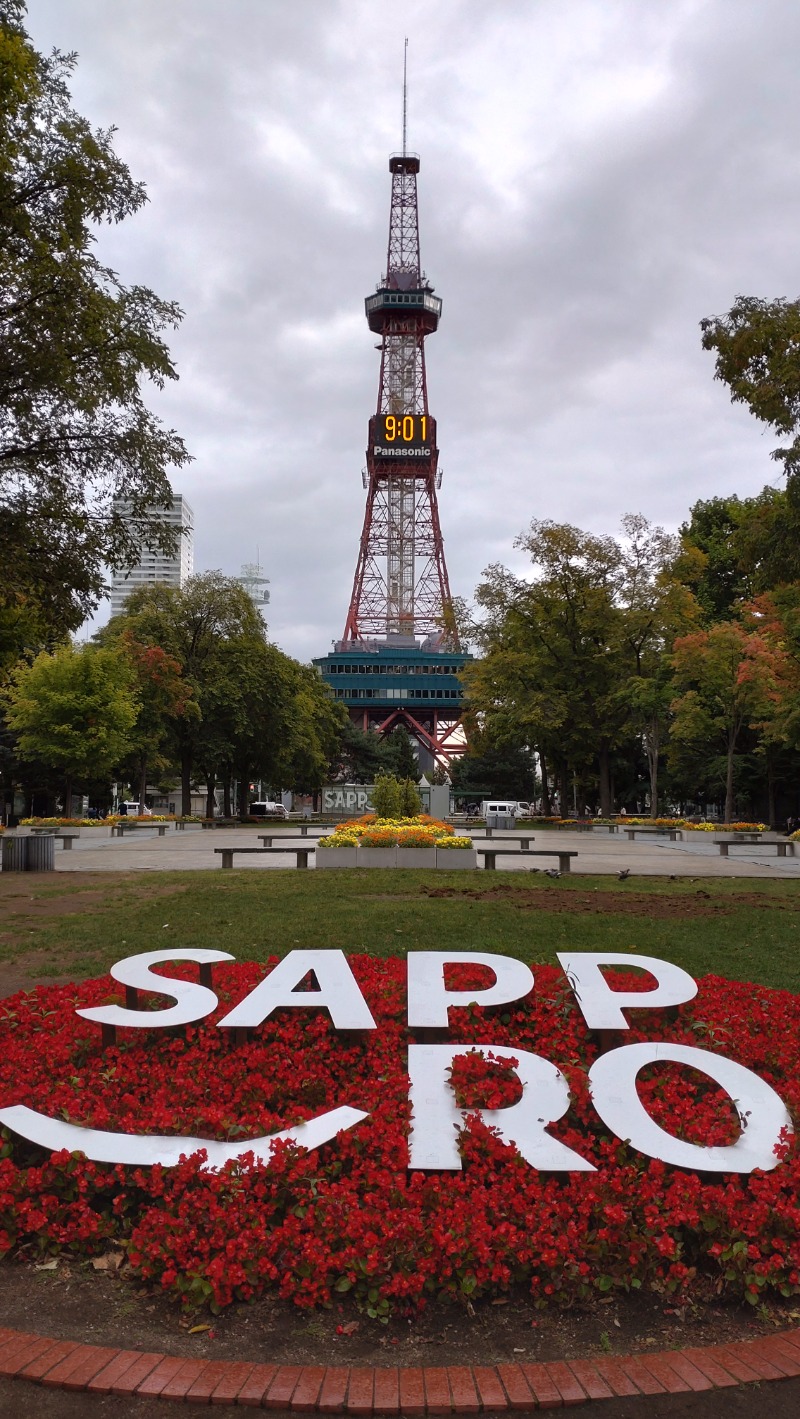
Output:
237 557 270 617
109 493 193 617
314 53 469 771
343 54 452 644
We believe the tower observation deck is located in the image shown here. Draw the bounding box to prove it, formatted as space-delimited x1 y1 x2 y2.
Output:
314 137 470 772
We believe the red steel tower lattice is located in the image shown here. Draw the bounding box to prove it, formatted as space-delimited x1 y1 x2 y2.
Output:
342 149 455 646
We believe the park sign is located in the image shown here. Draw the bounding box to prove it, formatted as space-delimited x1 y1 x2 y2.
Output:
322 784 374 813
0 949 792 1177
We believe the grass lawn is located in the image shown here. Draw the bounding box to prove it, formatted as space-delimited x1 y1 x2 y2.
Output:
1 869 799 992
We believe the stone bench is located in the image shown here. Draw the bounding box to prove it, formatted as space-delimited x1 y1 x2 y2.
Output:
112 822 167 837
470 835 534 850
201 818 241 829
30 828 80 849
476 848 578 873
258 833 326 849
714 839 795 858
622 827 681 841
215 846 315 869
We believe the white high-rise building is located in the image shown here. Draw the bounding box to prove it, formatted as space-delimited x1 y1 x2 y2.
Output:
109 495 194 617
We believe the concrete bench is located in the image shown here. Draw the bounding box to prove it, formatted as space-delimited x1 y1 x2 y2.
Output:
112 822 167 837
258 831 328 848
30 827 81 849
476 848 577 873
201 818 241 829
714 839 795 858
471 835 534 850
215 846 315 869
29 828 80 850
623 827 681 841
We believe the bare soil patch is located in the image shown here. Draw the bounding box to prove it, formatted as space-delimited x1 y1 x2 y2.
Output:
421 883 800 918
0 1256 791 1372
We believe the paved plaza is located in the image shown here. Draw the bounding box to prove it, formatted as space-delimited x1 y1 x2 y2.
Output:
8 824 799 878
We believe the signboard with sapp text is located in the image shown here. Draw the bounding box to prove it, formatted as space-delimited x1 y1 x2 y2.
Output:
0 949 792 1176
1 949 799 1316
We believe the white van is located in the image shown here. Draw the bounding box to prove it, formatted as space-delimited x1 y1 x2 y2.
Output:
480 800 519 819
249 801 288 819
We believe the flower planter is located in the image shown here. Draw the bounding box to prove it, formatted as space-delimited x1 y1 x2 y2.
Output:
315 847 358 869
436 848 478 870
396 847 437 869
357 846 398 867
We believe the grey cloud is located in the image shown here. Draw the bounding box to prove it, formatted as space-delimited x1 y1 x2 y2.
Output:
25 0 800 659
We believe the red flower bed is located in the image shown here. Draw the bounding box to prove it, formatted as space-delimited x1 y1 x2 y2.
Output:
1 958 800 1318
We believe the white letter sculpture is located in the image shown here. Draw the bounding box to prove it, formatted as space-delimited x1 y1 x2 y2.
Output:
407 952 534 1028
76 950 235 1030
217 949 376 1030
407 1043 595 1171
589 1042 793 1172
558 952 698 1030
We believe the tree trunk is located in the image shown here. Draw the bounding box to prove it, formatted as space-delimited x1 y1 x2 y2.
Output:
205 769 217 821
64 777 72 819
598 745 612 820
181 748 192 818
538 748 551 816
767 755 776 830
642 720 660 818
138 757 148 814
724 739 736 825
238 765 250 818
558 762 569 817
649 748 659 818
223 772 232 818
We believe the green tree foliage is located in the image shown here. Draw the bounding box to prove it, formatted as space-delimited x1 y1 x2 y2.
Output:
450 743 537 806
0 1 190 649
382 724 420 781
332 720 396 784
100 573 265 814
701 296 800 489
100 573 346 816
117 636 195 813
677 489 800 621
372 773 403 820
4 640 139 809
400 777 422 817
669 621 785 823
466 517 691 818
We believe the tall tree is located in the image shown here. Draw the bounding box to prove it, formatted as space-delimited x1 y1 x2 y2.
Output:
701 296 800 493
467 521 626 817
615 514 697 816
117 636 196 813
99 573 265 815
670 620 785 823
0 1 190 649
677 489 800 621
4 641 139 812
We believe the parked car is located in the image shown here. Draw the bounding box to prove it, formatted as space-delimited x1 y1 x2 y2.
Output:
119 802 152 817
249 801 288 819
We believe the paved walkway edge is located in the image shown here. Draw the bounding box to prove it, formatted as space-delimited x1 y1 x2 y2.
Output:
1 1323 800 1408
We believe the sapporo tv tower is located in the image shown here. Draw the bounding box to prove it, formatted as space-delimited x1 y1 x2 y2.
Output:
314 54 470 773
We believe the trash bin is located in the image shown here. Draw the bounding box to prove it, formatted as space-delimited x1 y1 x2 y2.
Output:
1 835 28 872
26 833 55 872
486 813 516 831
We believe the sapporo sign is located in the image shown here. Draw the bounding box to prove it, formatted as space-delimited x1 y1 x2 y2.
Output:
0 949 792 1175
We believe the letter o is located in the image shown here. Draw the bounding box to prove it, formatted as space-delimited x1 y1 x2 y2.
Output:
589 1042 792 1173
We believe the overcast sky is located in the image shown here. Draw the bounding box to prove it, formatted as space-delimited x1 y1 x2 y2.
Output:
26 0 800 661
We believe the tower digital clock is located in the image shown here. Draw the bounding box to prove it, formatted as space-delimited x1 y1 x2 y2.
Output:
372 413 436 449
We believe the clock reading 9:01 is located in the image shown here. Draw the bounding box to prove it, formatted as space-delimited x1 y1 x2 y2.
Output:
382 414 428 442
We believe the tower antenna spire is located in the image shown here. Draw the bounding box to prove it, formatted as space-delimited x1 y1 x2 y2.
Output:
402 37 408 156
